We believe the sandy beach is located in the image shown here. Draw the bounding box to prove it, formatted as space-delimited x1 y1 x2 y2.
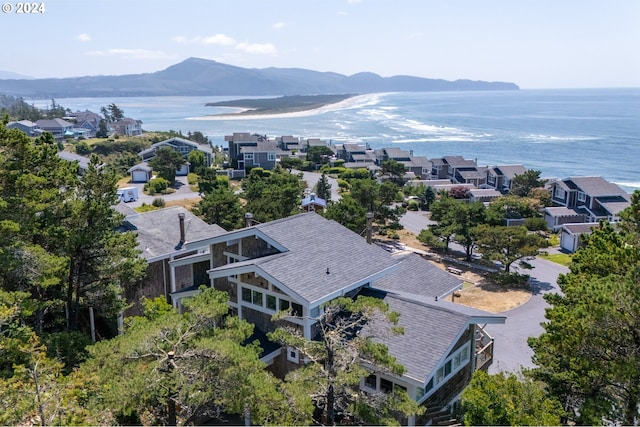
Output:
189 94 379 121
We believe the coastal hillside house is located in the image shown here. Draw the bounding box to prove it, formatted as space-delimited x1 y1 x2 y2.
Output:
375 147 432 179
485 164 527 193
548 176 630 224
67 110 102 138
239 140 290 171
430 155 486 187
6 119 42 136
118 206 226 316
335 142 377 170
168 213 505 424
225 132 264 165
275 135 332 155
35 118 75 141
137 137 213 179
275 135 302 152
111 117 143 136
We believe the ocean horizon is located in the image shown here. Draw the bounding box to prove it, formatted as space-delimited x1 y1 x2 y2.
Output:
33 88 640 193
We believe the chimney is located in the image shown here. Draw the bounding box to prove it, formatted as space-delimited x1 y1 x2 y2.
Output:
178 213 186 244
365 211 374 244
245 212 254 227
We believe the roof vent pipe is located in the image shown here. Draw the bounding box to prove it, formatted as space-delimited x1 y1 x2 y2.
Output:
178 213 186 244
365 212 374 244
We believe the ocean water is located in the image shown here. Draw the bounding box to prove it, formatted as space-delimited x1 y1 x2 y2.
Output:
36 88 640 192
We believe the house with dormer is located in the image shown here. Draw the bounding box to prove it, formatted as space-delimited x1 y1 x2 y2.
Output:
112 117 143 136
137 137 213 179
548 176 630 223
167 213 504 425
485 164 527 193
431 156 486 187
68 110 102 138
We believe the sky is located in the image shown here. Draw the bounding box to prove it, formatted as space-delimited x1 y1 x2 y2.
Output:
1 0 639 89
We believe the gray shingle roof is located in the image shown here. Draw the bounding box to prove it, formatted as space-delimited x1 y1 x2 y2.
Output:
373 253 463 300
563 222 599 235
359 289 505 382
251 213 398 303
123 207 226 260
566 176 627 197
492 165 527 179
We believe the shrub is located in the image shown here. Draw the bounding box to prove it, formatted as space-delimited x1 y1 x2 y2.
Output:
145 177 169 195
407 199 419 211
524 217 547 231
75 141 91 155
337 179 350 191
187 172 198 185
152 197 166 207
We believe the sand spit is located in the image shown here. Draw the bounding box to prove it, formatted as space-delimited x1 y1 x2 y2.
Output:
188 94 380 121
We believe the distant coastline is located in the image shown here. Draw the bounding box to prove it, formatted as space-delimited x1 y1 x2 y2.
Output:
196 93 365 120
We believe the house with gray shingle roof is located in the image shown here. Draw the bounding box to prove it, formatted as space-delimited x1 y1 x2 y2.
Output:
6 119 42 136
118 206 226 316
138 137 213 180
168 212 504 424
485 164 527 193
549 176 630 223
36 118 74 141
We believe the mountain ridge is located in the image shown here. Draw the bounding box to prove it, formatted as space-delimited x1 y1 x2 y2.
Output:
0 57 519 98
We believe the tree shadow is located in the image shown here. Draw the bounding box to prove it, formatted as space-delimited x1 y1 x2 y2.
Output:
528 276 557 296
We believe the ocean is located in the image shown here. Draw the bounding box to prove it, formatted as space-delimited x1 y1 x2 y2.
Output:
35 88 640 192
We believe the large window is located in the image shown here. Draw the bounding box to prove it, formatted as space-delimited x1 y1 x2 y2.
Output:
266 294 277 311
577 191 586 202
554 186 566 199
291 302 303 317
241 287 263 306
431 343 470 389
267 152 276 161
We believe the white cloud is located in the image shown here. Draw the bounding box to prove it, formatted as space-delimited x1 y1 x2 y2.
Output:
202 34 237 46
235 42 277 55
173 34 236 46
76 33 91 42
85 48 170 59
272 21 285 30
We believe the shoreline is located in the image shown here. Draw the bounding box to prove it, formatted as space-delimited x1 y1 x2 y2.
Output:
188 94 378 121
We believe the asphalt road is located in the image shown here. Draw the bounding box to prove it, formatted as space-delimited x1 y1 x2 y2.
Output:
399 209 569 374
485 257 568 373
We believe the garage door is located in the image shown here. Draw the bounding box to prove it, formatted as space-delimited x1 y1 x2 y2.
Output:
132 170 149 182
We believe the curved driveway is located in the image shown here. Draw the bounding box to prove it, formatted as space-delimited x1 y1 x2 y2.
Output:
400 210 569 374
485 257 568 373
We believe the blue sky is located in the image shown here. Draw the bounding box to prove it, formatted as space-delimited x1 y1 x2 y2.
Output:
2 0 639 88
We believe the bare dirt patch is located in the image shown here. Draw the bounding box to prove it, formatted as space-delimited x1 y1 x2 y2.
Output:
378 230 531 313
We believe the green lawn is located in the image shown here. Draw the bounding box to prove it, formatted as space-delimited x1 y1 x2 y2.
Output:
539 252 573 266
